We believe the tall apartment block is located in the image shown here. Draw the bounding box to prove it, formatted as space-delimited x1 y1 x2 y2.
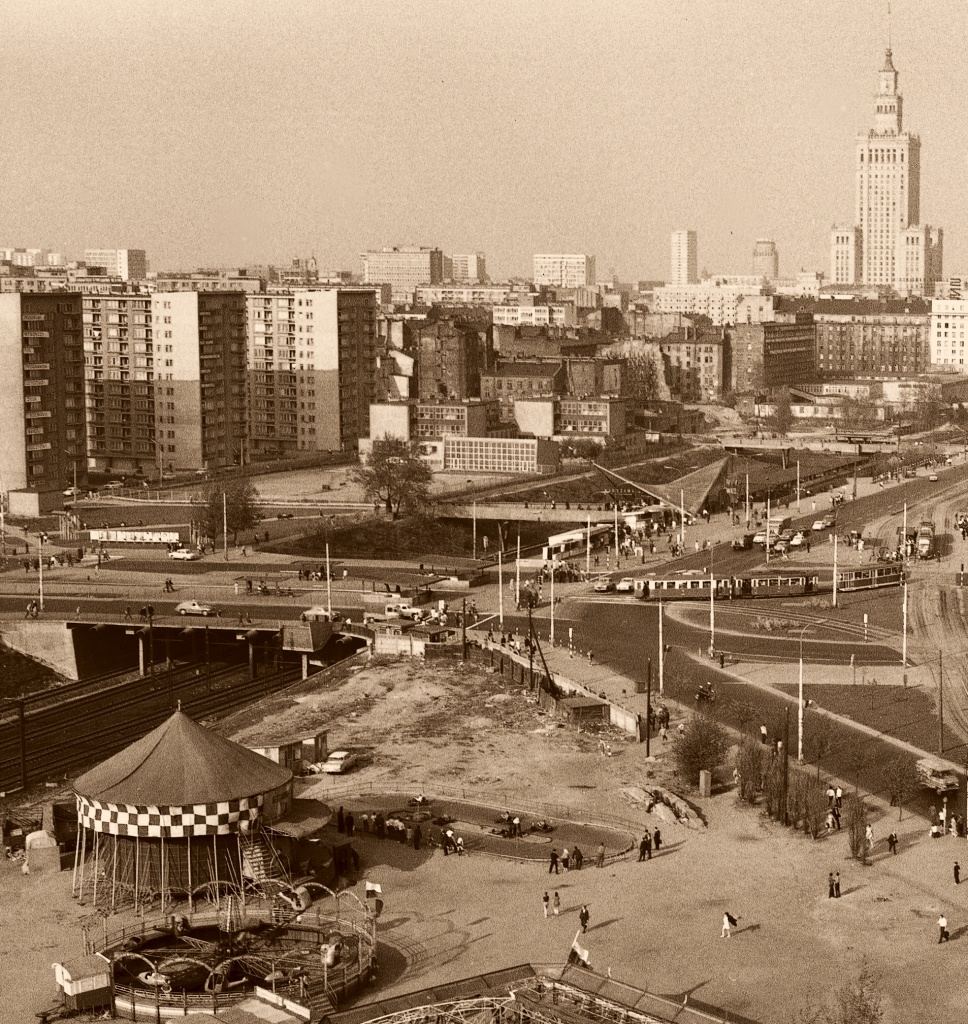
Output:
152 292 247 473
247 289 378 456
670 231 698 285
533 254 596 288
752 239 779 281
83 295 155 474
0 293 86 493
361 247 443 303
448 253 486 283
83 249 147 282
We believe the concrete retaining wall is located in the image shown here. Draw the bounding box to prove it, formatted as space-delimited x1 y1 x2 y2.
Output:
0 620 79 680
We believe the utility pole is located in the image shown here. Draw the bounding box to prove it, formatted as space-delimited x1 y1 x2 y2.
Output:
796 460 800 512
832 534 839 608
645 658 652 757
782 707 790 826
658 600 664 695
461 597 467 660
37 533 44 611
939 651 944 754
498 549 504 630
223 491 228 562
472 501 477 561
585 516 591 577
550 564 555 645
325 543 332 618
901 579 908 687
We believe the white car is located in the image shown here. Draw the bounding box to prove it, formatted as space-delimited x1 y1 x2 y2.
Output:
175 600 213 616
63 486 83 497
789 531 805 548
102 481 125 490
168 548 201 561
322 750 358 775
615 577 636 592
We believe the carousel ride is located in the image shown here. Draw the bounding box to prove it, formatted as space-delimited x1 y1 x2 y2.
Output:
58 710 377 1019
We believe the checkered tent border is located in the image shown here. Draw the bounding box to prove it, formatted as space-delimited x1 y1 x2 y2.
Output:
76 794 264 837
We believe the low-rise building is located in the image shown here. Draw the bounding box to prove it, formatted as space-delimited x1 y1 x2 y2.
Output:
657 327 729 402
480 361 567 422
514 397 626 440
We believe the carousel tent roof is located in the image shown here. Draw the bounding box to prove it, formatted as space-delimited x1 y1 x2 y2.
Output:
74 711 292 806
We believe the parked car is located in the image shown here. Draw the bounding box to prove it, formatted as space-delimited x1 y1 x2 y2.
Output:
62 486 83 497
789 531 806 548
175 600 214 616
102 481 125 491
615 577 636 592
916 757 960 793
592 578 615 593
168 548 202 561
322 750 359 775
929 473 939 482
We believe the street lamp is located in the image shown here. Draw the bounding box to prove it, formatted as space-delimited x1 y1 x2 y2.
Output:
797 623 809 763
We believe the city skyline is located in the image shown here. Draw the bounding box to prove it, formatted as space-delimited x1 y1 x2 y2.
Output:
2 0 964 281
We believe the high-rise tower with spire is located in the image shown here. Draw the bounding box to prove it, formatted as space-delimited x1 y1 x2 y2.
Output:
831 48 941 297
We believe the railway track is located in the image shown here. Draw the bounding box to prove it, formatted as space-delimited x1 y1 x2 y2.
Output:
0 661 302 793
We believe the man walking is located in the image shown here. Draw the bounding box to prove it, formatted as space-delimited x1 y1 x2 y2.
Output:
721 912 735 939
834 872 841 898
572 846 583 871
638 835 648 862
888 831 898 855
549 848 560 874
653 829 662 852
955 861 961 886
828 872 836 899
552 891 561 917
579 905 590 934
595 843 606 868
643 829 652 860
542 891 550 919
938 913 950 943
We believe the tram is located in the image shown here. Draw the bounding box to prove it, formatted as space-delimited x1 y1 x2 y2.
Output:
836 564 905 592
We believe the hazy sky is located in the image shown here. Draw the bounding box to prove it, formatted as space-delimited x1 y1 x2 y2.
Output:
2 0 965 281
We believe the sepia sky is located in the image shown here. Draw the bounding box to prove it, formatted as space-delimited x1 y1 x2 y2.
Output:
1 0 965 281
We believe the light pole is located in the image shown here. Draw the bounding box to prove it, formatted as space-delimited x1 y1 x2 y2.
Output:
797 623 809 763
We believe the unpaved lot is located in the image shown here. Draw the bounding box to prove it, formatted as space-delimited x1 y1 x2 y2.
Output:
6 656 968 1022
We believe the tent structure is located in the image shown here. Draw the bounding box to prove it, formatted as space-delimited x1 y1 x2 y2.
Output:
72 710 295 912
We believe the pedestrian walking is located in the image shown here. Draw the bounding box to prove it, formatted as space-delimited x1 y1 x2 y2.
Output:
826 784 835 807
444 828 455 855
653 829 661 852
834 872 841 898
955 861 961 886
552 891 561 917
938 913 950 943
835 786 843 808
549 848 560 874
828 872 836 899
579 905 590 934
638 835 648 862
543 891 550 919
644 829 652 860
888 831 898 855
572 846 583 871
865 824 874 851
561 848 570 871
721 912 736 939
760 724 768 745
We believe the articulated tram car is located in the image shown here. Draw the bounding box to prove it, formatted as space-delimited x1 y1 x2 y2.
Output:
636 573 820 601
635 564 903 602
836 564 905 592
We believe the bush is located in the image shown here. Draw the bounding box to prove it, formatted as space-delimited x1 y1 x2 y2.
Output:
735 740 767 804
672 712 731 788
797 961 883 1023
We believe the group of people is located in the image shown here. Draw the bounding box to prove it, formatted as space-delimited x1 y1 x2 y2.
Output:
337 805 425 850
637 828 662 860
548 846 585 872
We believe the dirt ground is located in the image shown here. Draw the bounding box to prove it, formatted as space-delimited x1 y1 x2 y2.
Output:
7 655 968 1023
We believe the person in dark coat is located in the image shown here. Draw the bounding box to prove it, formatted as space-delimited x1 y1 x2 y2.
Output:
549 848 560 874
572 846 583 870
653 829 662 852
337 806 345 833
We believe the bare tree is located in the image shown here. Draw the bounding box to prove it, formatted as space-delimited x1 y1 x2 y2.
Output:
843 792 871 865
797 960 884 1024
735 740 766 804
882 757 920 820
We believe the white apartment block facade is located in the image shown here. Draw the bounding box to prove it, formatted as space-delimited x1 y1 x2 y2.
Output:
414 284 522 306
83 249 148 281
930 300 968 369
492 304 576 327
670 230 698 285
533 254 596 288
653 280 768 326
361 247 443 303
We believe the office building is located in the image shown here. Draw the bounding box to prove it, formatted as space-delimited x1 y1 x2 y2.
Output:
152 292 247 473
82 295 156 474
448 253 486 283
752 239 779 281
361 247 443 304
247 289 379 456
83 249 148 282
670 230 698 285
0 293 85 496
830 49 941 295
533 254 596 289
